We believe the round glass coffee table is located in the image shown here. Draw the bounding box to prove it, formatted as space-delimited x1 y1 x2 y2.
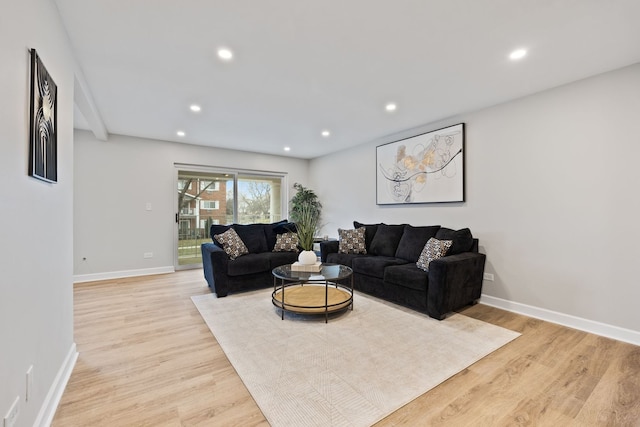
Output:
272 263 353 323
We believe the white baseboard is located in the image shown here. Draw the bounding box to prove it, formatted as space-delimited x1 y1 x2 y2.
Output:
480 294 640 346
35 342 78 427
73 266 175 283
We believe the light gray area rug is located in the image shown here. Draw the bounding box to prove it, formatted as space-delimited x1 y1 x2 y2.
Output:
192 289 520 427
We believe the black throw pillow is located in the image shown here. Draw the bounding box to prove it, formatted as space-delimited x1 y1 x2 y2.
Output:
273 221 297 234
434 227 474 255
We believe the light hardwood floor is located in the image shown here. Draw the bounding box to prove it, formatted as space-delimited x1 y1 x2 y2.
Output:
52 270 640 426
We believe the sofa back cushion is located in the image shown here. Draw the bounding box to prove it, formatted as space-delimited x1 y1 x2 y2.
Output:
470 238 479 253
211 221 291 253
353 221 380 252
233 224 268 253
434 227 474 255
368 224 405 257
395 225 441 262
273 220 296 234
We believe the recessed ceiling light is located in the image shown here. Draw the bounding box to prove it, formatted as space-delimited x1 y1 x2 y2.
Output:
217 48 233 61
385 103 397 112
284 147 291 152
509 49 527 60
321 130 331 137
190 104 201 112
176 130 185 137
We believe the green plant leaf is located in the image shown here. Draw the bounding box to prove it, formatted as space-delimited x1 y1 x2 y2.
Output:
290 182 322 225
294 202 319 250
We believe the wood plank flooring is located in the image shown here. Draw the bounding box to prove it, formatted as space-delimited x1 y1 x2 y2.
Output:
52 270 640 426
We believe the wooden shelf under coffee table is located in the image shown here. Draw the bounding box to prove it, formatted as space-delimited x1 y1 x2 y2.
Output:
272 263 353 323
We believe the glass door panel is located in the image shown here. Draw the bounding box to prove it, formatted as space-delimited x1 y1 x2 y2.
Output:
175 167 286 269
237 174 283 224
176 170 233 267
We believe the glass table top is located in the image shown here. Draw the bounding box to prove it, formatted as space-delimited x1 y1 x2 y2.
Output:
272 263 353 281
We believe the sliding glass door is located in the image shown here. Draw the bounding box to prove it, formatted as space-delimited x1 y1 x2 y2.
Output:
176 170 231 267
175 166 286 269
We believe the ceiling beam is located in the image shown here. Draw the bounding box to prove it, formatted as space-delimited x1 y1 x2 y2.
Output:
74 69 108 141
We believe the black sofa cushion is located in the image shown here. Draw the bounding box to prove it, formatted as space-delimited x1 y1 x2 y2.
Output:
353 221 380 252
369 224 405 257
233 224 268 253
273 221 295 233
352 256 408 279
267 251 300 269
384 263 429 292
435 227 474 255
395 225 441 262
326 252 369 268
227 253 271 276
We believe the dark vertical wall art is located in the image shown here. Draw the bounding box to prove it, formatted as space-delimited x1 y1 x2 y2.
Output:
29 49 58 183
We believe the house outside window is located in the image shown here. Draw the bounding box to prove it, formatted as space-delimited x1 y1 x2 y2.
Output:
177 179 192 191
200 219 220 228
201 200 219 210
200 181 220 192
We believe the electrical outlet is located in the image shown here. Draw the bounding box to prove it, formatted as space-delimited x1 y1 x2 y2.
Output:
26 365 33 402
483 273 495 281
143 252 153 259
145 202 152 211
3 396 19 427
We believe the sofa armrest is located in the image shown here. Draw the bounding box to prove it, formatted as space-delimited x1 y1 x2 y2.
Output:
201 242 231 297
320 240 339 262
427 252 486 320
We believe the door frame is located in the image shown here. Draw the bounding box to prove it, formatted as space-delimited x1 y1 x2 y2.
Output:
173 163 289 270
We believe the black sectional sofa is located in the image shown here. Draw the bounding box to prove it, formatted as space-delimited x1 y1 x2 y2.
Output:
201 220 299 297
320 221 486 320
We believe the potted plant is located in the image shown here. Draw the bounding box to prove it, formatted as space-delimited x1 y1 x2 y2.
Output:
290 182 322 223
290 183 322 264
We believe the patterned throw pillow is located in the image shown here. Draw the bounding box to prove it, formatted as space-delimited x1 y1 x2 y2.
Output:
214 228 249 260
416 238 453 272
338 228 367 254
273 232 299 252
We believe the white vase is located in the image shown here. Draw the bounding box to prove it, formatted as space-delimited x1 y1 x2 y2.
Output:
298 250 317 265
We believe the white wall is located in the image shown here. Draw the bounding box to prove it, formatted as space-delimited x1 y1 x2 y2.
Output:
310 63 640 335
0 0 76 425
73 131 309 279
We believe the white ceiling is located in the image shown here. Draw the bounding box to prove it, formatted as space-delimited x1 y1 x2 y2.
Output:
55 0 640 159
